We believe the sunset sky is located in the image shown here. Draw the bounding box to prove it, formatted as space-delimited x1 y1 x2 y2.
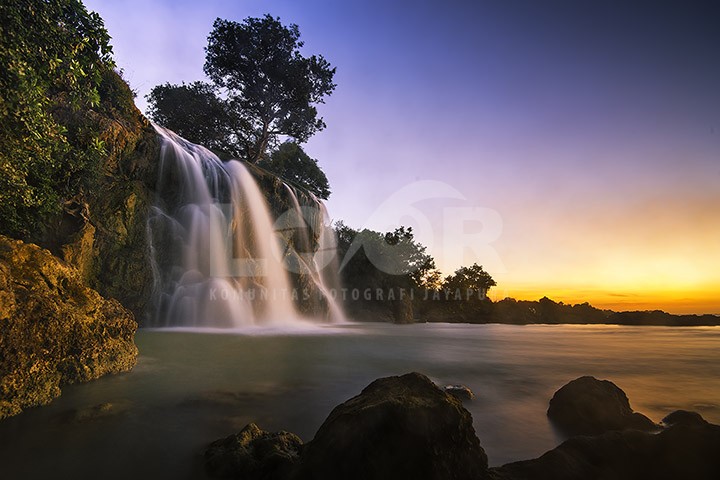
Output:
84 0 720 314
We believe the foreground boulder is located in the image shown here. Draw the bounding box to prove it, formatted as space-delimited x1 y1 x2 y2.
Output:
662 409 709 427
547 376 656 436
493 416 720 480
493 377 720 479
207 373 489 480
295 372 488 480
205 423 303 480
207 373 719 480
0 236 137 419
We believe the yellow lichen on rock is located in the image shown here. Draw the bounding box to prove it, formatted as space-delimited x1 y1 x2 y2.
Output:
0 235 138 419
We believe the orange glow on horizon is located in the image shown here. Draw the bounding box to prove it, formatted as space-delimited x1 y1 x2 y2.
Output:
491 283 720 315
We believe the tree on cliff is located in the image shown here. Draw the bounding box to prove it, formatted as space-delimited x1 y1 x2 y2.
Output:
205 15 336 163
145 81 236 158
258 142 330 199
146 15 336 197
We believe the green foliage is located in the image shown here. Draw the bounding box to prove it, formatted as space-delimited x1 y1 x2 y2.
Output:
204 15 336 162
145 81 237 158
335 222 435 291
258 142 331 199
0 0 114 239
335 223 500 323
442 263 496 295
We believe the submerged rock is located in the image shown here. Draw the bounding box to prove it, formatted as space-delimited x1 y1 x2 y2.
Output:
295 372 489 480
0 235 137 419
547 376 656 436
205 423 303 480
60 401 131 423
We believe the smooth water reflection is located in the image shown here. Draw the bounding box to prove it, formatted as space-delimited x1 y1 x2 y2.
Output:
0 323 718 480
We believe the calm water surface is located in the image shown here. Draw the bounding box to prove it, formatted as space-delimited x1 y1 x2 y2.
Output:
1 323 718 479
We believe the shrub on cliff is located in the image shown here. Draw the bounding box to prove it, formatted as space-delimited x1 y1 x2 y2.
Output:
0 0 115 239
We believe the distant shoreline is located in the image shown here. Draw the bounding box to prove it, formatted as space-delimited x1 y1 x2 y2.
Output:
346 294 720 326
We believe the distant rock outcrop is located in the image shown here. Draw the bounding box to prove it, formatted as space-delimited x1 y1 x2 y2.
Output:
546 376 656 436
0 235 137 419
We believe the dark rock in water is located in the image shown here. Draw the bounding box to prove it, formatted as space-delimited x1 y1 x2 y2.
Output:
500 377 720 479
295 372 489 480
205 423 303 480
0 235 137 419
547 376 656 436
662 409 709 427
493 415 720 480
444 384 475 401
204 373 720 480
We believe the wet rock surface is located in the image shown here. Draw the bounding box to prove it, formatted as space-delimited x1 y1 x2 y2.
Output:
296 372 489 480
206 373 719 480
205 423 303 480
444 384 475 401
0 235 137 419
492 417 720 480
546 375 656 436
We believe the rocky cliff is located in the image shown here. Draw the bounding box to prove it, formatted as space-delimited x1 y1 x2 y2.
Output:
43 68 159 323
0 235 137 419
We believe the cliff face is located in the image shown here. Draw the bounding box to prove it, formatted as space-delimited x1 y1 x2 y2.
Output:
43 69 160 323
0 235 137 419
9 66 334 325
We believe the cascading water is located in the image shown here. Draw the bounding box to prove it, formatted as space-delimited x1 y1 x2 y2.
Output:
147 125 344 328
281 184 346 322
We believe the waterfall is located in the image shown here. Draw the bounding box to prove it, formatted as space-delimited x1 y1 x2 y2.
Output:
147 125 344 328
282 184 346 322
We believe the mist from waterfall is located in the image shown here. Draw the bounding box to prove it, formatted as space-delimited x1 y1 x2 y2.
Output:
147 125 344 328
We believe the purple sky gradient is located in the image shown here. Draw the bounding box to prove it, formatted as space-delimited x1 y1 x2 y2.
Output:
84 0 720 313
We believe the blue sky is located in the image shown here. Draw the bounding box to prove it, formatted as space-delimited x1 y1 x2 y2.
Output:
84 0 720 312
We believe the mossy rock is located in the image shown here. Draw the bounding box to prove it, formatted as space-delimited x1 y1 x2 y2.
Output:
0 235 137 419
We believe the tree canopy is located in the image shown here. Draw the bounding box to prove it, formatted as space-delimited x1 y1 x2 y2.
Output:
443 263 497 295
335 223 436 291
258 142 331 199
146 14 336 199
145 81 236 158
147 15 335 163
205 15 336 162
